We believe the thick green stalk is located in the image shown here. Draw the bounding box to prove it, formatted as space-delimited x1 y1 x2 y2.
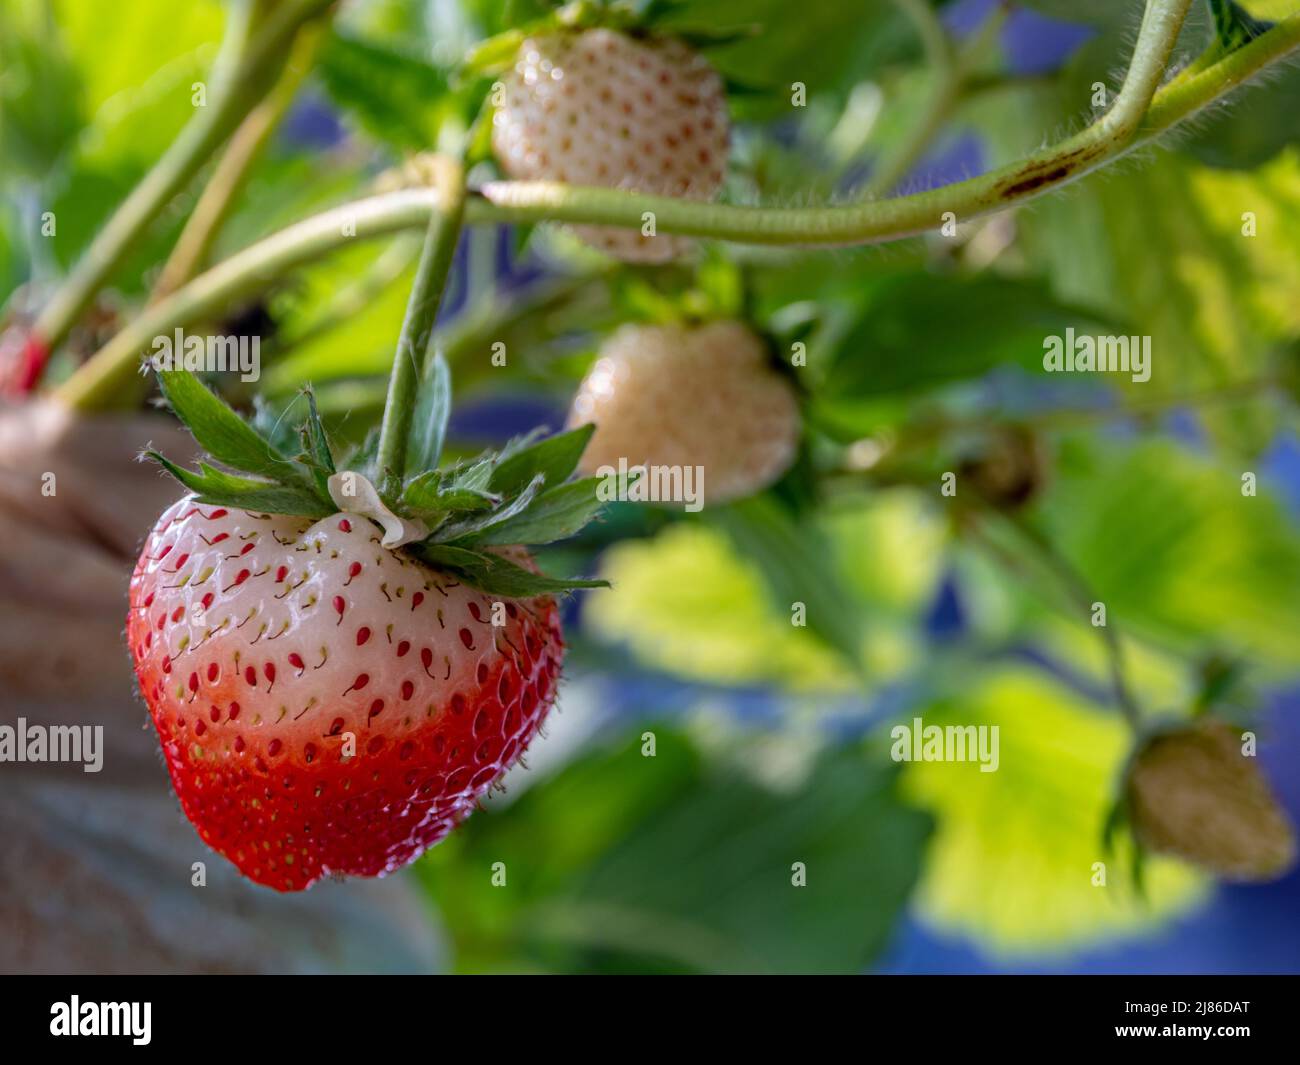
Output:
55 4 1300 412
30 0 334 362
150 22 326 304
58 190 436 411
374 159 466 493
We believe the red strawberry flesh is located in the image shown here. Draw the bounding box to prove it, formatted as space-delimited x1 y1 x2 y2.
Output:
127 496 563 891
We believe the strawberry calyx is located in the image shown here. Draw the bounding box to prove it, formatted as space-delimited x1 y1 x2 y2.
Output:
146 364 613 597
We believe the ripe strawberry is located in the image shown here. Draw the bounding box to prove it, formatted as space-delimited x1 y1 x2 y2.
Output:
0 323 50 396
131 369 607 890
491 27 729 262
1127 720 1296 881
569 320 801 505
127 503 562 891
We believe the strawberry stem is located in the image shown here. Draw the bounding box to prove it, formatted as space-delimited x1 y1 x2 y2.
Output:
25 0 333 392
375 158 467 497
149 21 327 307
51 3 1300 412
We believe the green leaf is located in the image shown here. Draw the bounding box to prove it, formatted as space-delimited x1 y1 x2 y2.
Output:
405 350 451 478
1037 437 1300 669
586 521 858 691
249 395 304 456
710 495 868 675
818 274 1112 400
413 543 608 598
1181 64 1300 169
317 28 451 150
474 476 609 546
488 424 596 496
652 0 918 117
417 730 932 973
343 426 382 484
461 28 528 77
433 487 501 512
1018 144 1300 452
0 3 83 178
157 370 308 484
400 469 442 506
52 0 222 114
1206 0 1274 50
900 669 1205 955
401 471 502 521
562 749 928 973
147 454 335 518
443 452 500 494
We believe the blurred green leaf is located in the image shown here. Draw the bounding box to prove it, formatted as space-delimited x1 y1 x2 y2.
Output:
1181 65 1300 170
901 668 1205 955
818 273 1113 400
1039 436 1300 670
418 729 931 973
317 28 452 149
52 0 223 113
587 521 858 691
0 0 82 178
1019 139 1300 452
653 0 918 115
710 494 869 674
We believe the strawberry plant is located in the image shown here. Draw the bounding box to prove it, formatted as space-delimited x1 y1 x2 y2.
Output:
4 0 1300 975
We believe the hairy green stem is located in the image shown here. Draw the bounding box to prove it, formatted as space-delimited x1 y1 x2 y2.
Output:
29 0 334 369
374 159 466 491
56 4 1300 413
58 191 437 411
477 0 1199 241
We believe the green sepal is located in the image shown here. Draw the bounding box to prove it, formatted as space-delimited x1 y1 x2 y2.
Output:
411 542 609 598
440 473 545 542
405 350 451 479
157 370 306 486
344 427 382 484
401 469 501 525
147 452 336 519
489 423 595 496
297 387 336 500
471 475 609 546
442 450 506 494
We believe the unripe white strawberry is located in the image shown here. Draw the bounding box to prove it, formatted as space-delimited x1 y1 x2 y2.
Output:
569 321 801 505
1127 720 1297 882
491 28 729 262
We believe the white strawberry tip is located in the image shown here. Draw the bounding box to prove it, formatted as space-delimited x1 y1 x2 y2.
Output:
327 471 430 548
